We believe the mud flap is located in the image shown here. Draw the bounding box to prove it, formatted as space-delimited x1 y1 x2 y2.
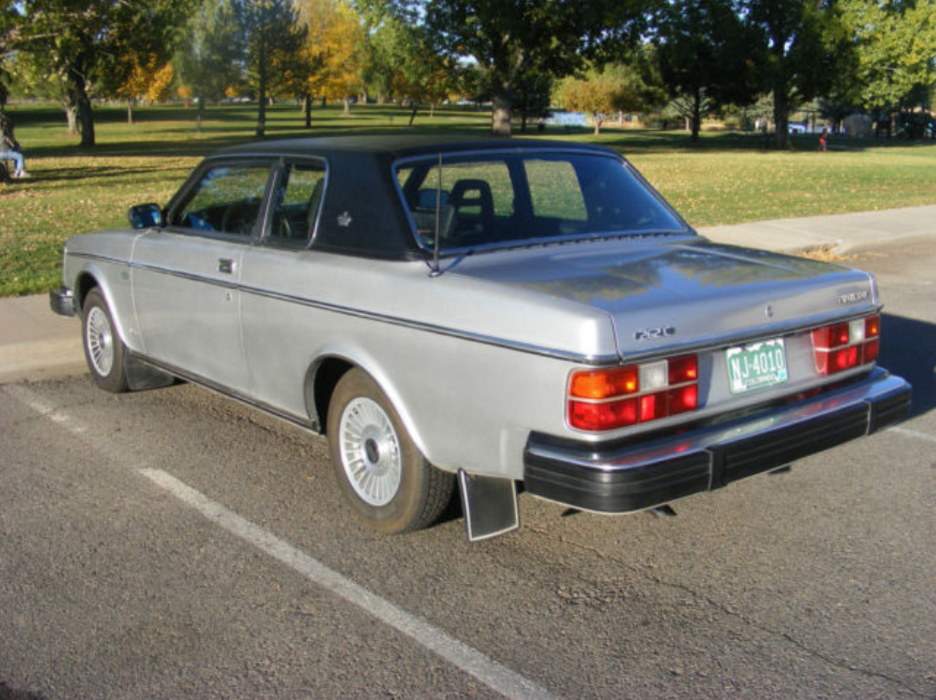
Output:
458 470 520 542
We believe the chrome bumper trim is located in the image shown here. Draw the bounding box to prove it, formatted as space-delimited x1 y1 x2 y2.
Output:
49 286 76 317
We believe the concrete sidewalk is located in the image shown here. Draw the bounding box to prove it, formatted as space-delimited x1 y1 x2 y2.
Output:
2 205 935 383
0 294 86 383
700 204 936 255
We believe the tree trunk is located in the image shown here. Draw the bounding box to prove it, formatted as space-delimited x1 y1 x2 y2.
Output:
256 72 267 138
64 103 79 135
690 90 701 142
491 91 512 138
593 113 602 136
773 84 789 150
303 94 312 128
196 92 205 135
342 97 351 117
77 92 95 147
126 100 134 125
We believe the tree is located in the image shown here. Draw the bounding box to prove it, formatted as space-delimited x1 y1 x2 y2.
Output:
841 0 936 135
654 0 762 141
13 0 194 147
297 0 364 117
422 0 648 137
354 0 398 103
374 16 455 123
108 55 175 124
745 0 852 149
512 69 553 133
1 0 19 111
176 0 247 127
556 63 661 135
242 0 308 137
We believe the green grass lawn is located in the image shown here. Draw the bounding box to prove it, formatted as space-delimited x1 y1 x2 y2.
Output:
2 101 935 297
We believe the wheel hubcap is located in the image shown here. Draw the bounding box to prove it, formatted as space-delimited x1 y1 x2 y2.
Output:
86 307 114 377
339 398 402 506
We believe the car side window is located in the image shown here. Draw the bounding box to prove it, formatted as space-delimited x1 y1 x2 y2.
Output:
525 159 588 223
173 163 272 236
268 162 326 245
398 160 514 248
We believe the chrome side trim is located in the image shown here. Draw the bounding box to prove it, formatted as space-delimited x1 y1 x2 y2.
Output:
69 252 884 369
81 253 618 366
70 252 126 266
235 284 619 365
131 260 241 291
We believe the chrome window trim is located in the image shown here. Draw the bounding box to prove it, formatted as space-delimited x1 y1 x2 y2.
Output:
392 148 692 257
260 156 330 250
163 157 279 243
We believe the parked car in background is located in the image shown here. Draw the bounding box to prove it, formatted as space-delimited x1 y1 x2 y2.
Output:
51 136 911 540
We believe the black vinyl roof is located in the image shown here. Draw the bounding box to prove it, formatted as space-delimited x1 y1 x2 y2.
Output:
213 134 619 161
206 135 624 261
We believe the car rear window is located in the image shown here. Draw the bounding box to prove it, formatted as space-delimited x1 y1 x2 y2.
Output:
395 152 685 253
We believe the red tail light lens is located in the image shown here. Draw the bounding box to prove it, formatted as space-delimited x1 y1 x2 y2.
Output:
568 355 699 432
812 315 880 376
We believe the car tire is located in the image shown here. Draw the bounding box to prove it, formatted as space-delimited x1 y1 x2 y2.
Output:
81 288 129 393
327 369 454 534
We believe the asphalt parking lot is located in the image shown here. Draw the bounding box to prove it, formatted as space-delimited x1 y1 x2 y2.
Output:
1 213 934 699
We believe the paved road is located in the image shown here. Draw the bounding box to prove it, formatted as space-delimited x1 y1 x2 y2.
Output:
1 219 934 699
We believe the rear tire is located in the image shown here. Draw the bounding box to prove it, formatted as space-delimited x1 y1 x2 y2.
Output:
81 288 129 393
327 369 454 534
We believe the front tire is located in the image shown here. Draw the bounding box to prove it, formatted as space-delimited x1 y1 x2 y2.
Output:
81 288 129 393
327 369 454 534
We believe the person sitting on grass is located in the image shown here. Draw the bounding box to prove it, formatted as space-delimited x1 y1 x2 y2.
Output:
0 114 28 179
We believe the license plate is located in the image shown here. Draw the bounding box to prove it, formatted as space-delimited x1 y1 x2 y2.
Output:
726 338 789 395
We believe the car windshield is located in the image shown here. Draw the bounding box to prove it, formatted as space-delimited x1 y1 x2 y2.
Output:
396 151 686 253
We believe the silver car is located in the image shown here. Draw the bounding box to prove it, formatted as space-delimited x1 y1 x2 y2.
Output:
50 136 911 541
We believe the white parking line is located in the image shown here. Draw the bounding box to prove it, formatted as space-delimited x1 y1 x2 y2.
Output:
5 384 89 434
889 426 936 444
5 385 560 700
140 468 561 700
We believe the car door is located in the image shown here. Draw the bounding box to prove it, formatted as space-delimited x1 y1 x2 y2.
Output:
132 159 274 393
238 159 329 417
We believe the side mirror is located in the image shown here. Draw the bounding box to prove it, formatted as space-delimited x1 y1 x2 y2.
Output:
128 203 164 229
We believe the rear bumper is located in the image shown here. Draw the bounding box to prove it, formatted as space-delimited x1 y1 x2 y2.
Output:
49 285 76 317
523 369 911 513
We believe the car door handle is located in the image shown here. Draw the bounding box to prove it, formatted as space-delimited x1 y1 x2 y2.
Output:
218 258 236 274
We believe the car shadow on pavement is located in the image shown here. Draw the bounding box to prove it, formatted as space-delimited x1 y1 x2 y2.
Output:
0 682 45 700
880 313 936 418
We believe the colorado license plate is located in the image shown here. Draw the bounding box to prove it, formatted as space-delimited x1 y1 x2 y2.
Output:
726 338 789 395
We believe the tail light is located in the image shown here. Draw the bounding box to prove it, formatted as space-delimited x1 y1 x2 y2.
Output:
568 355 699 432
812 315 880 376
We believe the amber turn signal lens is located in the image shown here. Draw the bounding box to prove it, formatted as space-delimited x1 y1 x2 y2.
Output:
569 366 639 399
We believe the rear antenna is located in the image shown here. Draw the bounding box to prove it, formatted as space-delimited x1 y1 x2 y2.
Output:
430 151 442 277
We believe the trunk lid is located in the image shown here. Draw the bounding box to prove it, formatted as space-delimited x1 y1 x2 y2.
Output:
450 238 878 359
